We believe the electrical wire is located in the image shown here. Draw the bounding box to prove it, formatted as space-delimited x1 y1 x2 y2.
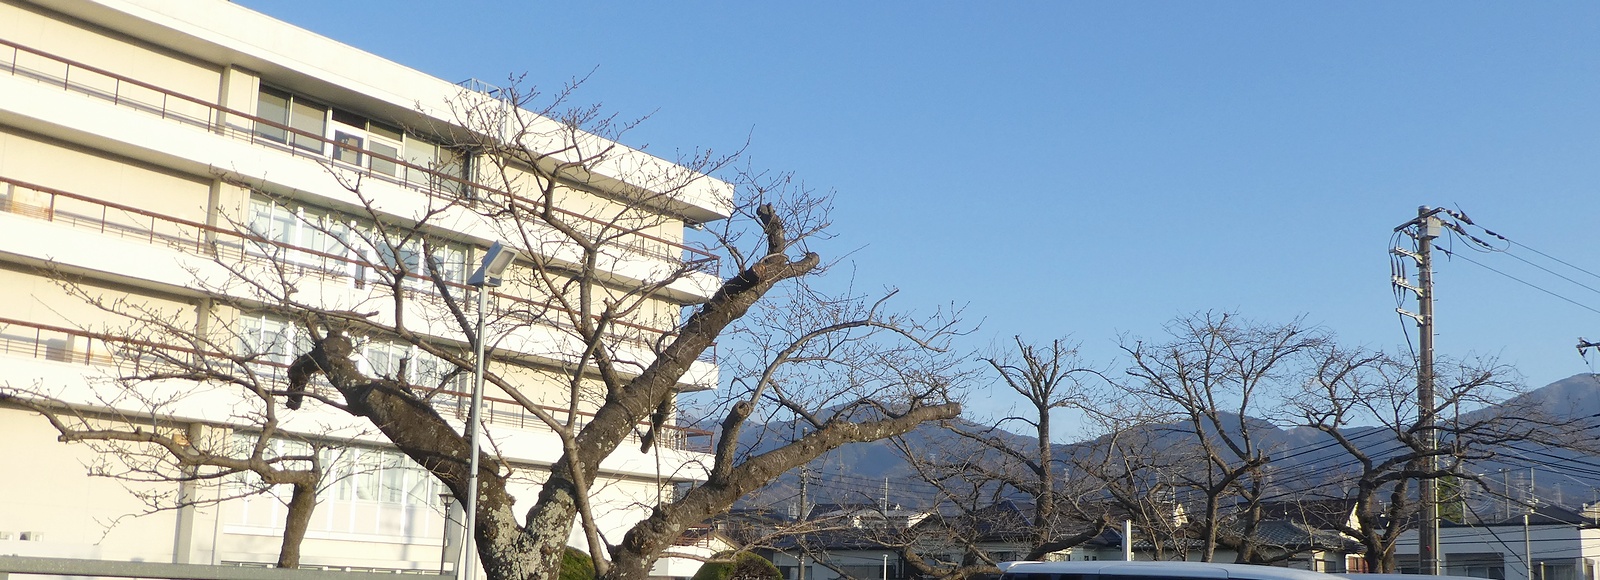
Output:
1509 239 1600 284
1460 497 1529 573
1435 246 1600 318
1392 230 1421 361
1495 246 1600 299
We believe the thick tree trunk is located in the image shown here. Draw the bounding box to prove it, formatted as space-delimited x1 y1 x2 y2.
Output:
1362 541 1396 573
295 337 535 579
526 229 820 580
1200 499 1220 562
278 482 316 569
295 205 824 580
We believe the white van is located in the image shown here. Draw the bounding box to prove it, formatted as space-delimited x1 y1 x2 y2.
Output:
999 561 1344 580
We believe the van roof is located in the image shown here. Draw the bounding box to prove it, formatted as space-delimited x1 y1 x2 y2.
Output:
1001 561 1339 580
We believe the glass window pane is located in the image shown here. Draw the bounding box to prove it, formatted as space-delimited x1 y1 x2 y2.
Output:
367 342 395 378
289 99 327 153
405 465 431 506
432 244 467 285
395 241 422 273
415 351 438 385
331 108 365 127
248 199 273 238
255 87 290 143
333 131 363 165
354 450 381 501
370 141 398 176
292 327 311 364
316 218 348 270
370 121 403 142
330 451 353 501
437 148 468 195
237 316 262 356
271 210 296 246
404 139 437 184
381 458 405 503
378 242 422 275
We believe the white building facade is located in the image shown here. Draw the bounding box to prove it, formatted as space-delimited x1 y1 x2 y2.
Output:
1396 508 1600 580
0 0 727 574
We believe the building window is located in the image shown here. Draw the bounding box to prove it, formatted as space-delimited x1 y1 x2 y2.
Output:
255 86 327 154
331 108 406 176
404 137 470 196
323 445 445 507
368 121 403 176
363 338 468 393
237 314 307 375
370 234 471 289
247 195 354 276
246 193 475 292
256 87 469 196
229 437 447 540
333 131 363 165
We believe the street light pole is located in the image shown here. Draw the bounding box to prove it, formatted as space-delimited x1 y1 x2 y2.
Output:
460 241 521 580
440 493 456 574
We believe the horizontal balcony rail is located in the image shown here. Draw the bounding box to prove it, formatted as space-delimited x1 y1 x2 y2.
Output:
0 174 717 365
0 316 714 452
0 37 719 269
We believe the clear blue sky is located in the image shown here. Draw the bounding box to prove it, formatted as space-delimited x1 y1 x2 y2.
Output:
238 2 1600 408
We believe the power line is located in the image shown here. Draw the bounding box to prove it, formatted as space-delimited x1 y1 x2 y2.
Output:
1436 246 1600 318
1496 246 1600 299
1509 239 1600 285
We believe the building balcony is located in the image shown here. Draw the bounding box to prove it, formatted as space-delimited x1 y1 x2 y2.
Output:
0 314 714 456
0 37 723 304
0 174 720 382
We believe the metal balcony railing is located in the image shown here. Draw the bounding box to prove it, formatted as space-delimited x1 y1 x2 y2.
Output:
0 37 720 269
0 316 714 452
0 175 718 365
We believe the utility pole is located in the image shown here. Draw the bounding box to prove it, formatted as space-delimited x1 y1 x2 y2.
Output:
1524 512 1533 580
798 467 809 580
1394 206 1443 575
1505 470 1513 520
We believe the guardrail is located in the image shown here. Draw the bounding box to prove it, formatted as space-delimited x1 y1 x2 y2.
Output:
0 316 714 453
0 37 719 269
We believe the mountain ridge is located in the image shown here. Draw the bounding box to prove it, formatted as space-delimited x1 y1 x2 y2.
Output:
731 373 1600 510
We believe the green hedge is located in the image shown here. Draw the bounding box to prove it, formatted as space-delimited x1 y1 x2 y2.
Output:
562 547 595 580
691 552 780 580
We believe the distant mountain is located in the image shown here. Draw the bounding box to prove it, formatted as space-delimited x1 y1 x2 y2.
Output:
729 373 1600 511
1502 373 1600 419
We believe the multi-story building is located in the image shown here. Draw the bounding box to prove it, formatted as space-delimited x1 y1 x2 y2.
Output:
0 0 728 574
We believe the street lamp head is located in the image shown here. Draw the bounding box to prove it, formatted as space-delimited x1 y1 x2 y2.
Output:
468 241 521 288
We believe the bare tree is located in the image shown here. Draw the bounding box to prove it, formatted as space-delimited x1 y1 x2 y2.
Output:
884 337 1114 580
1120 311 1326 562
0 284 338 568
1068 411 1201 561
9 80 965 580
1288 347 1580 573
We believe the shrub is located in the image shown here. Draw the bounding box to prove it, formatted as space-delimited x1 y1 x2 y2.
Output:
562 547 595 580
692 552 780 580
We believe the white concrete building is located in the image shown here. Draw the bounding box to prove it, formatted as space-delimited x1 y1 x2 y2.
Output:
0 0 727 574
1396 505 1600 580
